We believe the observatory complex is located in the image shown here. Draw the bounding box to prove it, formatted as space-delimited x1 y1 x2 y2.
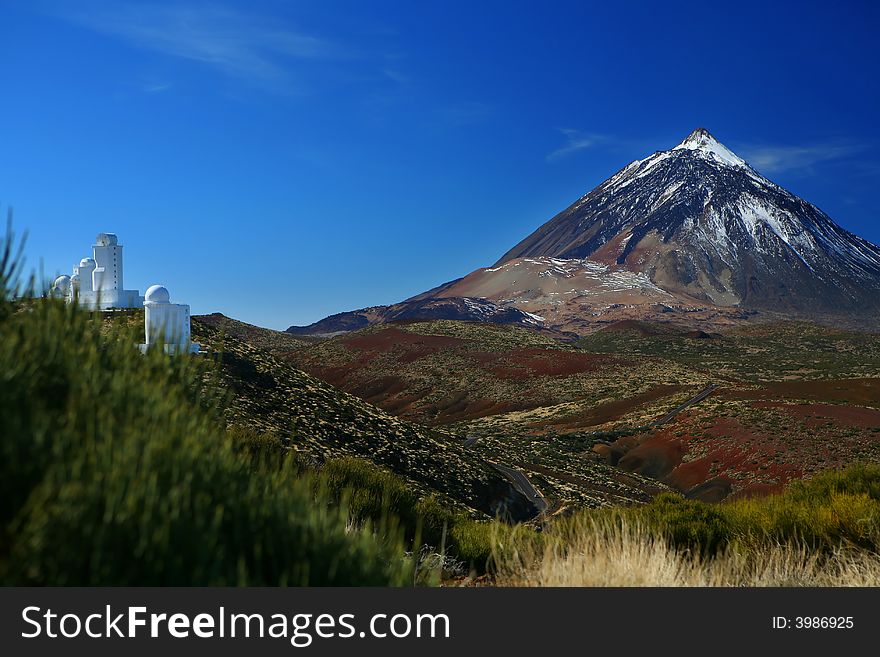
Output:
50 232 143 310
51 232 199 354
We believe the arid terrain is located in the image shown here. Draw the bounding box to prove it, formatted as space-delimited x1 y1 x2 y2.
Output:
198 313 880 510
192 315 667 511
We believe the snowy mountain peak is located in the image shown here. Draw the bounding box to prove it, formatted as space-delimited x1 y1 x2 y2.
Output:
673 127 748 168
677 127 715 147
496 129 880 318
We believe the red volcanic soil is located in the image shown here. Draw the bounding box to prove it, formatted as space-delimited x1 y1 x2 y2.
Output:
753 401 880 429
599 319 662 336
610 413 850 501
340 328 464 364
331 329 621 379
621 238 665 272
597 320 717 340
722 378 880 408
473 348 621 381
295 327 629 425
617 434 687 480
589 232 633 266
598 381 880 501
420 393 532 424
543 385 686 431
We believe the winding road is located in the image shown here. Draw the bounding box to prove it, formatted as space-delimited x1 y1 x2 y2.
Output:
649 383 718 427
487 461 550 514
463 382 718 517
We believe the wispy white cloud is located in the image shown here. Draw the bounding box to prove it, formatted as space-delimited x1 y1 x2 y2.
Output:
739 141 866 174
381 67 409 85
143 82 172 93
48 2 337 92
547 128 604 162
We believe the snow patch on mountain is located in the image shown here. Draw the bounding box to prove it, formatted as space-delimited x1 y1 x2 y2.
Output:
736 195 817 259
674 127 748 168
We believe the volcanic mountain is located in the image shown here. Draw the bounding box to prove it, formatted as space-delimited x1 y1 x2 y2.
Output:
290 129 880 335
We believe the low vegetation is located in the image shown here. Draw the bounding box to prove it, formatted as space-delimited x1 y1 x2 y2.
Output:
285 314 880 507
0 225 417 585
498 520 880 587
499 465 880 586
229 441 535 573
0 225 524 583
566 464 880 554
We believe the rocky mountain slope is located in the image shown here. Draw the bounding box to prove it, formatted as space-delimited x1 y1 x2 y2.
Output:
497 128 880 316
286 296 549 337
190 315 508 514
195 314 667 509
406 254 756 334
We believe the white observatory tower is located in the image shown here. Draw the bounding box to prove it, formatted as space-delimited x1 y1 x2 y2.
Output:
53 232 143 309
92 232 122 294
139 285 200 354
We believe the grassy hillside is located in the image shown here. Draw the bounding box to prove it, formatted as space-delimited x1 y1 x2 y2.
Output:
96 310 512 515
189 316 515 515
0 299 414 584
197 311 316 356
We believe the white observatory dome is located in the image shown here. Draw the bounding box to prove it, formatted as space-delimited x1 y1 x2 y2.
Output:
79 257 96 267
52 275 71 295
96 232 118 246
144 284 171 304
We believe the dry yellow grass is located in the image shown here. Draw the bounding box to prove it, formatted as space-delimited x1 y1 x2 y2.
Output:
496 518 880 587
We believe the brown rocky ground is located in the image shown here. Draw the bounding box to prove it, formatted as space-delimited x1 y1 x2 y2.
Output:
185 315 662 511
277 317 880 504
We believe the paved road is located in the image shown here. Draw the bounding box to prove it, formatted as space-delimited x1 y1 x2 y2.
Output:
649 383 718 427
488 461 550 514
461 436 549 515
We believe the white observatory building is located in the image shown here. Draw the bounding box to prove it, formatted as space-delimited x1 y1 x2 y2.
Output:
50 231 200 356
139 285 200 354
50 232 143 309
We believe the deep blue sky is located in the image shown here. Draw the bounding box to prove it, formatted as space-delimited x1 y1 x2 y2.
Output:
2 0 878 329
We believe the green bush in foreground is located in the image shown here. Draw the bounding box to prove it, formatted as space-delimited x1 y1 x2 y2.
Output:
0 255 409 584
301 456 535 571
559 465 880 557
724 465 880 550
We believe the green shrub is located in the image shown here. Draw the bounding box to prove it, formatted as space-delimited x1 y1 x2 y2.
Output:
318 458 420 531
6 429 409 585
640 493 732 554
784 464 880 504
571 493 732 556
725 469 880 551
561 465 880 558
313 458 531 571
226 424 306 474
0 227 410 585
